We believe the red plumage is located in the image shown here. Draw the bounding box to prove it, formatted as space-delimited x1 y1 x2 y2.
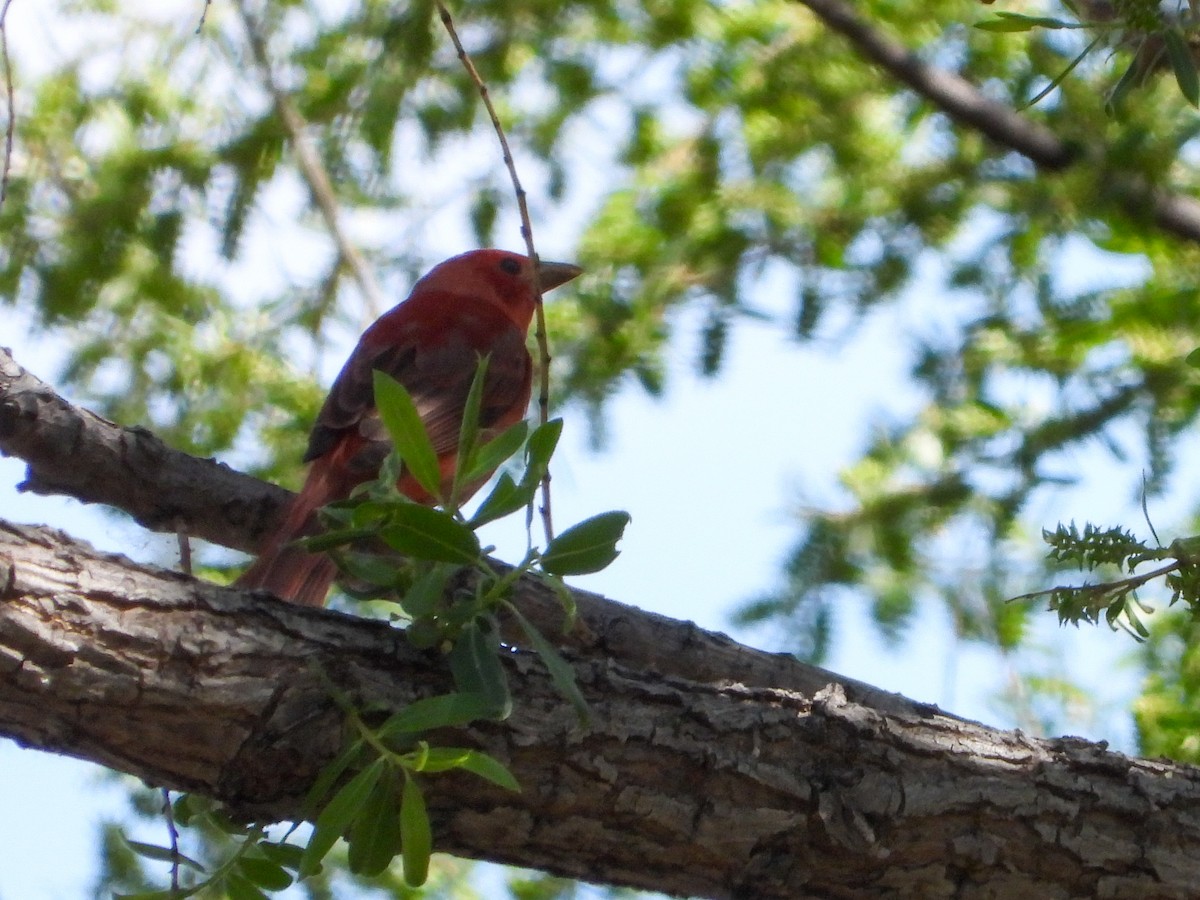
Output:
237 249 581 606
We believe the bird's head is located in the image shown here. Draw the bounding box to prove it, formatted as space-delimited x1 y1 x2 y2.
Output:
417 249 583 329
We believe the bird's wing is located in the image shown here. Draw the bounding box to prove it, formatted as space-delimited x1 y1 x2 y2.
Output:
304 300 531 469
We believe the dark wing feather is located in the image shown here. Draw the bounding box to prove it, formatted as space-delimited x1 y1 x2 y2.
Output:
304 301 532 478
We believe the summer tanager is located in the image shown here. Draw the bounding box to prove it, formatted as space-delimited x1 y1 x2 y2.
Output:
237 249 582 606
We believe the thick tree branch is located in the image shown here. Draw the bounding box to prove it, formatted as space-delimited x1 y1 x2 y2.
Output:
3 519 1199 899
796 0 1200 245
0 346 287 554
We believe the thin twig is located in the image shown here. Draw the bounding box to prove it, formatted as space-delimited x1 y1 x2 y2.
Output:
176 518 193 576
161 788 181 892
0 0 16 215
1010 559 1181 604
1141 472 1162 549
435 0 556 542
235 0 386 320
195 0 213 34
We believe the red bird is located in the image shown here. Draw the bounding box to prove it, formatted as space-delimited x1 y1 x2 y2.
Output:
237 249 582 606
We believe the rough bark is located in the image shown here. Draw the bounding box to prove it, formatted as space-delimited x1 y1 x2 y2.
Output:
4 520 1200 899
5 347 1200 897
0 346 289 553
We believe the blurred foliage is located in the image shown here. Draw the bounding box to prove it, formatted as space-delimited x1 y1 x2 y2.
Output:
11 0 1200 891
1137 609 1200 764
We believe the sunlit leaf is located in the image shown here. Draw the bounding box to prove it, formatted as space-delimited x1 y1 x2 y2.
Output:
347 767 402 876
376 692 498 740
1166 28 1200 107
301 758 386 877
374 371 443 501
540 511 631 576
400 777 433 887
381 505 481 564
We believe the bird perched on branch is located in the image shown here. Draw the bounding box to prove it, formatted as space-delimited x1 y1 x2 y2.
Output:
237 249 582 607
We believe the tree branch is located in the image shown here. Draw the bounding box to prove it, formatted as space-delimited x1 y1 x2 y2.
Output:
3 519 1199 898
0 346 287 554
796 0 1200 245
0 345 920 716
235 0 387 319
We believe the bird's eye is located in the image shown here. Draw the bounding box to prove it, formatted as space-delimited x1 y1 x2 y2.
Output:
498 257 522 275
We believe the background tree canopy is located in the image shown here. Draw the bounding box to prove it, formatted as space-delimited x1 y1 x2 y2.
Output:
6 0 1200 895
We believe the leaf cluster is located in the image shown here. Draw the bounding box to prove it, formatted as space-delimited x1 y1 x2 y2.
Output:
1017 521 1200 642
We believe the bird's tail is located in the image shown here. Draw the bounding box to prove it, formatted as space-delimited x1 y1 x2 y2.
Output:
235 457 350 607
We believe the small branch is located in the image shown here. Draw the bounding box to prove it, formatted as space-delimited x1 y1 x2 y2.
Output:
435 0 556 542
195 0 213 34
0 0 16 215
176 518 193 576
795 0 1200 245
235 0 386 320
798 0 1073 170
161 788 181 892
1011 559 1181 605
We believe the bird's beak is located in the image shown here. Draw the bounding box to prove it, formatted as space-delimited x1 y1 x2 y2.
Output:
536 260 583 292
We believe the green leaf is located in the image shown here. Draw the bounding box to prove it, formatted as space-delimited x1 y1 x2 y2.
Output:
409 746 473 772
347 767 403 877
541 572 578 627
469 472 535 527
297 526 374 553
400 746 519 789
114 892 193 900
303 739 365 816
1022 34 1102 109
400 777 433 887
405 618 442 650
376 692 498 740
452 355 490 504
300 758 386 877
171 792 211 826
1106 56 1143 114
337 551 405 588
454 750 522 792
224 873 269 900
400 563 455 619
1186 347 1200 368
258 842 305 871
523 418 564 486
381 505 482 564
1166 28 1200 107
539 511 631 576
975 13 1074 32
373 370 443 501
464 420 529 485
350 498 402 528
122 839 206 873
1123 597 1151 639
505 602 589 722
236 857 293 890
448 622 512 719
